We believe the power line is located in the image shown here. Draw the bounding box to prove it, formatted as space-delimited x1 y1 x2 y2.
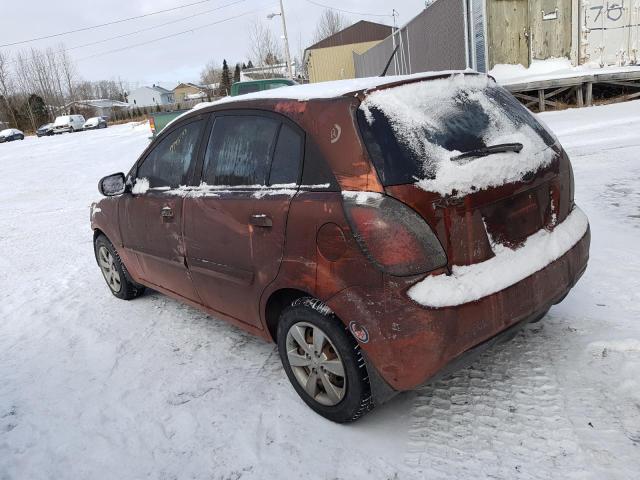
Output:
4 0 246 68
302 0 393 18
0 0 218 48
3 4 271 74
76 6 272 63
66 0 247 52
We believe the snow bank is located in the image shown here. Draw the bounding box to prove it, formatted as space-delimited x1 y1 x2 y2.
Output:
490 58 575 83
360 74 555 196
408 207 589 308
490 58 640 86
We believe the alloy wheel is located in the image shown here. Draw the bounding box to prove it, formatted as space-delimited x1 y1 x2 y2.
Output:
97 246 122 293
285 322 346 406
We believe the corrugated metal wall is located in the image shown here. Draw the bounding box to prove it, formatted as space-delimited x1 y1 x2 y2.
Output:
354 0 469 78
470 0 487 72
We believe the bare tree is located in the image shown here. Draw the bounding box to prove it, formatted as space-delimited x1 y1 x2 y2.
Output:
200 59 221 87
0 51 19 127
313 9 350 44
58 46 77 108
247 20 283 75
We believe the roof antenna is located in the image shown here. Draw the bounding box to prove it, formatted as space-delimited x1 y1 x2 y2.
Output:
380 45 400 77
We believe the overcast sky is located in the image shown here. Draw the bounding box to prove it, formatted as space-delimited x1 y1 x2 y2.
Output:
1 0 426 88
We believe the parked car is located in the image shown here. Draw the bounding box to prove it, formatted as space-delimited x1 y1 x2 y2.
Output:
36 123 54 137
83 117 108 130
52 114 85 134
148 110 189 138
90 72 590 423
0 128 24 143
230 78 297 96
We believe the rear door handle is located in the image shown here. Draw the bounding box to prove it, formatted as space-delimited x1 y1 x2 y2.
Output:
249 213 272 227
161 206 174 218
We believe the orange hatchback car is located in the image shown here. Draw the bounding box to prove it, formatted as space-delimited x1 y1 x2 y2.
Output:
91 72 590 422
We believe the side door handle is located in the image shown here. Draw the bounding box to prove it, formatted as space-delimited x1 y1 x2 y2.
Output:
249 213 272 227
161 206 174 219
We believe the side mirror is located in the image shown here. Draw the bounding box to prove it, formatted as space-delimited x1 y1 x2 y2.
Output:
98 172 127 196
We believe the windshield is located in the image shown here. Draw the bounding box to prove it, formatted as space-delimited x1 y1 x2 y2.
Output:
358 74 557 196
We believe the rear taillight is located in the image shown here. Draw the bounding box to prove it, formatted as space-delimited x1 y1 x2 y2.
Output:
343 193 447 276
149 117 156 134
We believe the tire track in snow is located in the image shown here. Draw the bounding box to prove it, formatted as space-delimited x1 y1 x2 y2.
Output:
404 315 640 479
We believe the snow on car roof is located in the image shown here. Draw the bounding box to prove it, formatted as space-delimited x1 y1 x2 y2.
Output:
206 70 469 104
166 70 474 129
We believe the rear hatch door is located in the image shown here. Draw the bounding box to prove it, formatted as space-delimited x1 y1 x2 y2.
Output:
357 74 573 268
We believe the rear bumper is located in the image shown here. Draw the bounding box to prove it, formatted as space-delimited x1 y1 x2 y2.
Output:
327 224 590 397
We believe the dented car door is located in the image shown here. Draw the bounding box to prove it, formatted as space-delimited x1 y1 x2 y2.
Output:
183 111 304 328
119 117 206 302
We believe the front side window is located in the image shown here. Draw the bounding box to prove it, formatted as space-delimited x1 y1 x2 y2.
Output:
202 116 280 186
137 120 204 188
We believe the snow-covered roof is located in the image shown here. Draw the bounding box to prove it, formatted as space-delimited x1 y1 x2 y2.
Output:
130 85 173 95
0 128 22 136
174 82 208 91
194 70 470 107
74 99 129 108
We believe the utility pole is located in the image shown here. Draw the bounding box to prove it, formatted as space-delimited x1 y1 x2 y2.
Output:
268 0 294 79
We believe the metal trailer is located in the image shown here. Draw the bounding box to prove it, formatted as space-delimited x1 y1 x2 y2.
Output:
354 0 640 76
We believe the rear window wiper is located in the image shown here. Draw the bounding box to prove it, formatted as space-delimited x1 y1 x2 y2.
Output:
451 143 523 162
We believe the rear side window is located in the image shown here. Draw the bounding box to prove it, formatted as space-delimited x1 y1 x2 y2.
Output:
202 116 279 186
269 124 303 185
137 120 204 188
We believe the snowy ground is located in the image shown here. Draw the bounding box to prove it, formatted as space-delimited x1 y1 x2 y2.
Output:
1 102 639 479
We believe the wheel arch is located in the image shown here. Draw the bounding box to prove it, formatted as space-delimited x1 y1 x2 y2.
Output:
93 227 106 243
264 288 314 342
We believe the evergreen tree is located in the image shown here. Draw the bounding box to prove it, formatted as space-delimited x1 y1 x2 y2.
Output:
233 64 241 84
25 94 48 126
242 62 247 69
247 60 254 69
220 59 232 95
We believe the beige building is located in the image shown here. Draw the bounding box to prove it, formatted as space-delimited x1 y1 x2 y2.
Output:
304 21 393 83
173 83 209 102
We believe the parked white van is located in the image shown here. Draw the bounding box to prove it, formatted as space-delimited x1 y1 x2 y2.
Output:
52 115 85 134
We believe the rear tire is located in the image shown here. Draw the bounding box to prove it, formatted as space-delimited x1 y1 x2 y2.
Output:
277 298 374 423
94 234 145 300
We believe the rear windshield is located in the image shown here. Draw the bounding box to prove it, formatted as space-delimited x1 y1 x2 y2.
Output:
357 75 557 192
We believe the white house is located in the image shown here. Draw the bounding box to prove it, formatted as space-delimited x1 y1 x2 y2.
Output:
70 99 131 118
127 85 174 108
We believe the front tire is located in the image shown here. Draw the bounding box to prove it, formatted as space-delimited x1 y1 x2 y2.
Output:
277 298 374 423
94 234 145 300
